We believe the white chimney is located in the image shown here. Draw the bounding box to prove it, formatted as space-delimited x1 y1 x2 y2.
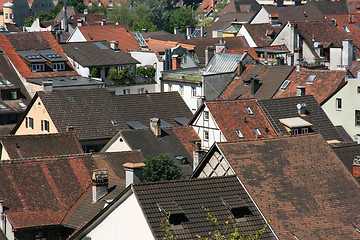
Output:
150 118 161 137
84 8 88 15
61 6 68 31
123 163 145 187
193 141 205 170
77 18 83 27
92 169 108 203
101 19 106 25
42 81 53 93
296 86 305 96
110 41 119 50
342 39 353 70
174 26 180 35
0 200 4 232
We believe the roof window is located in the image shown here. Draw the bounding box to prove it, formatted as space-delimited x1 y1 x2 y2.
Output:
0 104 7 110
280 80 290 90
245 106 253 115
157 201 189 225
221 195 252 222
342 26 351 34
306 75 316 84
235 129 244 139
254 128 261 135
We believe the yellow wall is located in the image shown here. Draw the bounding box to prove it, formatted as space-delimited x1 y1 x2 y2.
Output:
15 97 58 135
3 7 14 24
222 33 237 38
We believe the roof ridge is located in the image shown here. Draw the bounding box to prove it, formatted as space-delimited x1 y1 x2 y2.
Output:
0 153 91 164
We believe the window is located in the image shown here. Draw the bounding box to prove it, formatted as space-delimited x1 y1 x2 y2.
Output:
245 107 253 115
168 84 172 92
301 128 308 134
204 130 209 141
291 129 298 135
280 80 290 90
10 14 13 19
204 111 209 121
336 98 342 110
235 129 244 139
254 128 261 135
357 86 360 94
306 75 316 84
5 13 8 19
41 119 50 132
123 89 130 95
32 64 44 72
53 63 65 71
342 26 351 34
180 85 184 96
138 88 145 94
26 117 34 129
192 87 196 97
356 110 360 126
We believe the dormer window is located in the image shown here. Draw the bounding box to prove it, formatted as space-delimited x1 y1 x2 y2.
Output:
32 64 45 72
97 1 102 6
221 195 253 222
157 201 189 226
53 63 65 71
279 117 312 136
245 106 253 115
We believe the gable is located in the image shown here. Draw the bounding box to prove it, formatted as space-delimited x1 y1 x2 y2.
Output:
67 27 87 42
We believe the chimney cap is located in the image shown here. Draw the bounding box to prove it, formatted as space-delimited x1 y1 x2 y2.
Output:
123 162 146 169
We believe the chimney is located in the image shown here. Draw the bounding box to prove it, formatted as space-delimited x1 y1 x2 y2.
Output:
42 81 53 93
296 86 305 96
205 46 214 66
269 13 279 26
123 163 145 187
353 156 360 177
0 200 4 231
150 118 161 137
297 103 306 114
342 39 353 70
193 141 205 170
101 19 107 25
186 26 192 39
296 64 301 72
174 26 180 35
251 77 260 96
215 38 226 53
171 55 181 70
61 6 68 31
200 25 205 38
77 18 83 27
275 0 284 7
237 60 244 76
84 8 88 15
110 40 119 50
92 169 108 203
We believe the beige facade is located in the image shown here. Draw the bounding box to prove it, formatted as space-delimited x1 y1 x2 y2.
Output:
15 96 58 135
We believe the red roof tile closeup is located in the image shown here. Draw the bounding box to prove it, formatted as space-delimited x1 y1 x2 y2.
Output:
77 25 140 52
205 99 277 141
274 68 347 104
173 126 201 156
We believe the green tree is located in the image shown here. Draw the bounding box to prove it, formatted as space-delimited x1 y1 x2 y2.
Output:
88 5 108 14
169 6 196 33
146 67 156 77
143 153 183 182
107 4 134 27
91 68 99 78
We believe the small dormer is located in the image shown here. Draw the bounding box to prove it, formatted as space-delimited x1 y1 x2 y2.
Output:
37 49 67 71
157 201 189 227
221 195 253 222
17 50 47 72
279 117 312 135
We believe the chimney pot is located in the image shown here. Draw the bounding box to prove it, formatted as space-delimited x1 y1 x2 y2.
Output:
193 148 205 170
251 77 260 96
123 163 145 187
150 118 161 137
92 169 108 203
174 26 180 35
101 19 106 25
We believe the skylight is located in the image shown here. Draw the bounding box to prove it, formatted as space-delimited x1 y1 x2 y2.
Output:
307 75 316 84
245 107 253 115
235 129 244 139
280 80 290 90
342 26 351 34
3 79 11 85
18 102 26 108
254 128 261 135
0 104 7 110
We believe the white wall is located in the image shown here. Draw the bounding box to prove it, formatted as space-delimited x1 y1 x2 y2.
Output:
322 76 360 141
237 26 257 47
108 83 156 95
67 56 90 77
67 27 87 42
330 48 345 71
103 134 132 152
250 7 269 24
190 105 226 149
86 193 154 240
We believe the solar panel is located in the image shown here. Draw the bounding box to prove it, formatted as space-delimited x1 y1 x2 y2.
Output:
173 117 189 126
127 121 148 130
160 119 173 127
93 41 108 49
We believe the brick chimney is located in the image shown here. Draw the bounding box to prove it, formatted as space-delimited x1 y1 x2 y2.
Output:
92 169 108 203
171 55 181 70
237 60 244 76
77 18 83 27
353 156 360 177
193 141 205 170
150 118 161 137
205 46 215 66
123 162 145 187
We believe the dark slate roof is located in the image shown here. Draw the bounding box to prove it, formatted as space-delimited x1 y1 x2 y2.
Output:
133 175 276 240
241 23 282 47
61 41 140 67
331 141 360 181
13 89 192 141
0 133 83 159
0 230 7 240
5 23 22 32
219 0 261 14
179 37 249 66
335 125 354 142
54 6 80 21
258 95 343 141
219 65 295 100
0 151 144 230
63 151 145 229
274 68 347 105
213 134 360 239
119 126 200 177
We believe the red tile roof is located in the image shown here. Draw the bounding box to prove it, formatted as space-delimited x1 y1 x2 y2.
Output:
0 32 77 79
172 126 201 156
77 25 140 52
204 99 278 141
274 68 347 104
201 0 216 13
145 39 195 53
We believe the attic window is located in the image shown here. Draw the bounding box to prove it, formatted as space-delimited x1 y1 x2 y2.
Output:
18 102 26 108
254 128 261 135
306 75 316 84
280 80 290 90
342 26 351 34
0 104 7 110
221 195 252 222
235 129 244 139
111 120 118 126
245 107 253 115
157 201 189 225
3 79 12 85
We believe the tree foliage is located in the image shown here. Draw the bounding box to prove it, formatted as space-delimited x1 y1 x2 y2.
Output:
169 6 196 33
143 153 183 182
108 66 132 82
136 66 156 77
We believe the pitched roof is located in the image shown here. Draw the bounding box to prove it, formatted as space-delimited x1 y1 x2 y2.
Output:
14 89 192 141
133 175 276 239
347 0 360 14
203 99 277 141
273 68 347 104
219 65 295 100
119 126 200 177
0 151 144 230
258 95 343 141
145 39 195 53
0 133 83 159
213 134 360 239
141 31 186 41
54 6 80 21
331 141 360 182
61 41 139 67
0 32 78 79
219 0 261 14
75 25 140 52
241 23 282 47
203 53 245 75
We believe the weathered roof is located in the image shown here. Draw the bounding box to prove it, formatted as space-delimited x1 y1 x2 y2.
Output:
119 126 200 177
219 0 261 14
331 141 360 182
203 99 277 141
0 133 83 159
61 41 139 67
219 65 295 100
241 23 282 47
141 31 186 41
203 53 244 75
258 95 343 141
54 6 80 21
274 68 347 105
13 89 192 141
212 134 360 239
133 175 276 239
75 25 140 52
145 39 195 53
